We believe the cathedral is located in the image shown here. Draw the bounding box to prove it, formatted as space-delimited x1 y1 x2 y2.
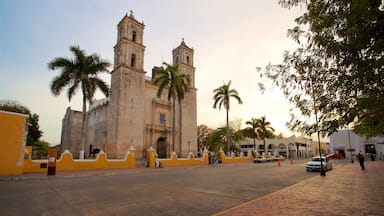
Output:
60 12 197 160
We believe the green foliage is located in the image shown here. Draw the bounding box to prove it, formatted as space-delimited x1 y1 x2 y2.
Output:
229 144 241 155
48 45 111 103
259 0 384 137
206 127 244 153
32 140 50 159
152 62 190 103
213 81 243 111
244 118 259 150
26 113 42 146
197 124 209 152
0 100 30 114
254 116 275 155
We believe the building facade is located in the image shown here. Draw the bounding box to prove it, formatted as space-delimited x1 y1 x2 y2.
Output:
61 12 197 159
237 135 329 159
329 130 384 160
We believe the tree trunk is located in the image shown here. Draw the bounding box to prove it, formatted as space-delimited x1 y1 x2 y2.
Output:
179 101 182 157
226 108 229 155
253 137 256 153
264 138 267 157
172 96 176 154
80 96 87 159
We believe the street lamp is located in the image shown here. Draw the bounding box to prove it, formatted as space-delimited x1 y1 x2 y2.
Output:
347 126 354 163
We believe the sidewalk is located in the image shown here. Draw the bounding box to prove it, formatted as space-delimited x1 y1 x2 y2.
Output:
215 160 384 216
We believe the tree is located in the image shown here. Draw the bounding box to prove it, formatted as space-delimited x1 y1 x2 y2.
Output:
213 81 243 154
245 118 259 151
276 132 285 139
48 45 110 159
153 62 190 155
197 124 209 153
31 140 50 159
207 127 244 153
27 113 43 145
259 0 384 137
0 100 30 114
0 100 43 146
255 116 275 156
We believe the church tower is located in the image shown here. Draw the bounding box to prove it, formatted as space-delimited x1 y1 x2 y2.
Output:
172 39 197 156
107 11 146 158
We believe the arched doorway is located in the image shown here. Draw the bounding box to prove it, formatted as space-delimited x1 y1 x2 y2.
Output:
278 143 287 157
268 144 275 156
156 137 167 158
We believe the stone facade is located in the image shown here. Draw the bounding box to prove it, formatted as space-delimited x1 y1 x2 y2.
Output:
60 108 83 157
60 12 197 159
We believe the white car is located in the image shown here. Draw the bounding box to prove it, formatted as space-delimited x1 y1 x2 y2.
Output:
253 156 267 163
306 156 333 172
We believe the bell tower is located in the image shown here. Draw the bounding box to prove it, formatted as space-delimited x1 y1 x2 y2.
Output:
172 39 197 156
107 11 146 158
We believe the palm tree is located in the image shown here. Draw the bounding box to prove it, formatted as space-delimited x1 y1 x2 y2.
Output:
255 116 275 156
152 62 190 154
245 118 259 152
213 81 242 154
48 45 110 159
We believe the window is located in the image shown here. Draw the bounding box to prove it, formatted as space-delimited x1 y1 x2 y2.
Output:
186 56 190 65
159 113 166 125
132 31 137 42
131 54 136 67
175 56 179 64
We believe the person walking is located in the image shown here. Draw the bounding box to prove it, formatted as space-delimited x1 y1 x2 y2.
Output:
357 152 365 170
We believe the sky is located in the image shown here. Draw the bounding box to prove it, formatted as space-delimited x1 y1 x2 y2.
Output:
0 0 306 145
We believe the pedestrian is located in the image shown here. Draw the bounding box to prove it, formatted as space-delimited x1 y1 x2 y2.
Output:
155 156 161 168
357 152 365 170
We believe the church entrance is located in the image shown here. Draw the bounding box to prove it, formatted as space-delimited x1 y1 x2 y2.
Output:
156 137 167 158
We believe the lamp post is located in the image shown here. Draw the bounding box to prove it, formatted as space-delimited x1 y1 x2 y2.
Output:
347 127 354 163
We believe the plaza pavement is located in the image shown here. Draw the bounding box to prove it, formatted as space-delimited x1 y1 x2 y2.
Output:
214 160 384 216
1 160 383 215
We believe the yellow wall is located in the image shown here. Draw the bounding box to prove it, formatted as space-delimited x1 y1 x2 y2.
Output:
160 152 209 167
147 148 209 168
218 151 253 164
23 149 136 174
0 111 28 176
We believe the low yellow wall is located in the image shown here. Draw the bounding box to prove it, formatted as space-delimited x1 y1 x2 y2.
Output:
218 151 253 163
148 148 209 168
160 152 209 167
0 111 28 176
23 149 136 174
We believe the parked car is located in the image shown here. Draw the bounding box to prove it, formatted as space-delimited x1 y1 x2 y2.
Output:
306 156 333 172
272 155 285 161
327 153 344 159
253 156 267 163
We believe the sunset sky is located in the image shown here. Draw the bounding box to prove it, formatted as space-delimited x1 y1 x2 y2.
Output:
0 0 306 144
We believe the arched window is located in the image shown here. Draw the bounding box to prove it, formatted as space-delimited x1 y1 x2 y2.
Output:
132 31 137 42
186 56 190 65
175 56 179 64
131 54 136 67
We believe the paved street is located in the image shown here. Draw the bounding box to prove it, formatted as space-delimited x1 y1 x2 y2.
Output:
0 159 314 215
1 159 382 215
